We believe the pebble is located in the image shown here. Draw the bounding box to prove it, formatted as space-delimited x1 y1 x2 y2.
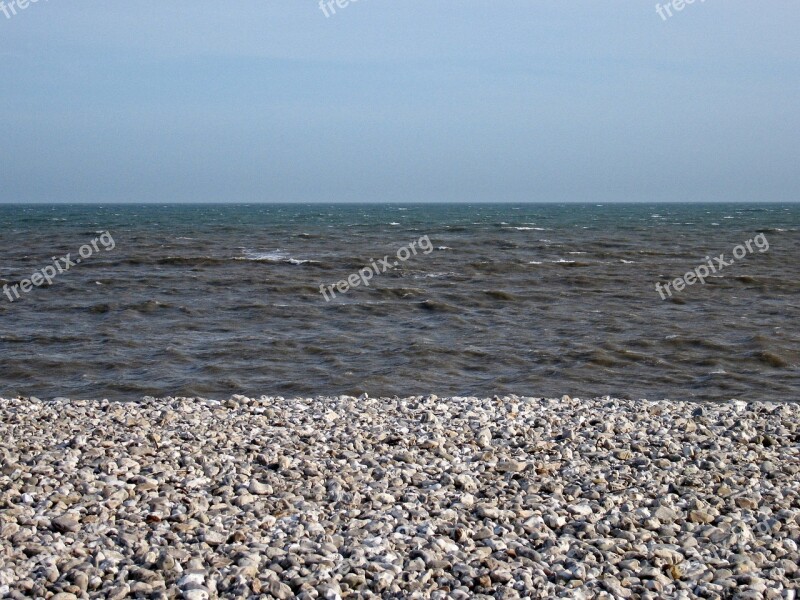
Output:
0 394 796 599
51 515 80 534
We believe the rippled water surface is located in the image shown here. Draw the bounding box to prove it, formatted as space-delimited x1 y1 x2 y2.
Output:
0 203 798 401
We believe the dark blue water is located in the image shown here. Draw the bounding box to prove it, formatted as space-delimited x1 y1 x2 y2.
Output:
0 203 798 402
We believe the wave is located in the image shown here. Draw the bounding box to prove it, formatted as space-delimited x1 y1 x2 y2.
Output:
236 250 318 265
417 299 461 313
156 256 229 266
484 290 518 301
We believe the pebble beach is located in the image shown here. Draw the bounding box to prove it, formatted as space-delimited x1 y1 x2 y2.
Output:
0 394 798 600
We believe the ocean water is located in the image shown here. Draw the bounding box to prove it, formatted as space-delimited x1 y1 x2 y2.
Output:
0 203 798 402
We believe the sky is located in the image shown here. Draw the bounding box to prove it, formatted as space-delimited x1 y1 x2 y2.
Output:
0 1 798 203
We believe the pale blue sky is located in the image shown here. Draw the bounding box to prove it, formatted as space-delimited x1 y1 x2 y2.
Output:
1 1 798 203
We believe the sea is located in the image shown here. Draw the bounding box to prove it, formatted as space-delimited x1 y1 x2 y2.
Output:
0 203 797 402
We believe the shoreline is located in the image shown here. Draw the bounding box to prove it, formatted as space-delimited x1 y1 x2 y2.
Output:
1 395 797 599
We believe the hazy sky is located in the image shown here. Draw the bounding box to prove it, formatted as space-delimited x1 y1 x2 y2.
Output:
1 1 798 203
